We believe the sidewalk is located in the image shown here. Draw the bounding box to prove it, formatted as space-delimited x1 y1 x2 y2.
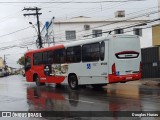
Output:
141 78 160 86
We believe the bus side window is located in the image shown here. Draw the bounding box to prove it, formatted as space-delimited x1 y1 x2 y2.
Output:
47 51 54 64
90 43 100 61
100 41 105 61
66 46 81 63
82 44 91 62
33 52 43 65
42 52 48 64
82 43 100 62
53 49 66 64
73 46 81 62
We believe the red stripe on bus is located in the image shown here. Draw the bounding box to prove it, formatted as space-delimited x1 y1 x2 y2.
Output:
108 73 141 83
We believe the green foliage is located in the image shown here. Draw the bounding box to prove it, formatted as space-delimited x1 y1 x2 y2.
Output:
17 56 25 66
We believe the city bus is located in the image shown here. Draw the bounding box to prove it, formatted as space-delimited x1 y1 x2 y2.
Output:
25 34 142 90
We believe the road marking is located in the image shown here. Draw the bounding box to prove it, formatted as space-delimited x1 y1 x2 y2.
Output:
65 98 94 104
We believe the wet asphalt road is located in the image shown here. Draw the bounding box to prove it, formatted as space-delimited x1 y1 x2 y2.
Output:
0 75 160 120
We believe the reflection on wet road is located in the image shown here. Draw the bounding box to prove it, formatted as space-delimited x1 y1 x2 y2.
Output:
27 81 160 112
0 75 160 119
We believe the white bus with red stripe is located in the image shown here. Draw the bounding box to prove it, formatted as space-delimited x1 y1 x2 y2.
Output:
25 34 141 90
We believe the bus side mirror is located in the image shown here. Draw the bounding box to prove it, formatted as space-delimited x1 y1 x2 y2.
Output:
25 65 31 71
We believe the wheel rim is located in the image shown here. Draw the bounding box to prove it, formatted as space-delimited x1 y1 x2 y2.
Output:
71 79 76 88
36 77 39 85
70 76 77 88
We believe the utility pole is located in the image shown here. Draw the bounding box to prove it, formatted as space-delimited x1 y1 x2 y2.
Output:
4 55 6 66
23 7 43 48
4 54 10 69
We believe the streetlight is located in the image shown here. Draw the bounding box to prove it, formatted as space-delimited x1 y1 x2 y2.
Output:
29 22 38 34
29 22 43 48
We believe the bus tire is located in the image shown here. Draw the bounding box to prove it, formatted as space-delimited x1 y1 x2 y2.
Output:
55 84 62 88
68 75 78 90
35 75 45 86
91 84 105 90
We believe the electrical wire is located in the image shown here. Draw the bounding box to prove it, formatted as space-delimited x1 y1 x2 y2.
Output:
0 0 155 49
0 1 147 4
0 26 32 38
52 6 158 37
51 9 159 40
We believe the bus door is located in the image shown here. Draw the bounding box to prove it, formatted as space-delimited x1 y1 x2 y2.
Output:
100 40 109 78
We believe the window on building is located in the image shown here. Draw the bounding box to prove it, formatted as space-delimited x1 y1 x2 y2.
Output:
82 43 100 62
92 30 102 38
114 29 124 34
133 28 142 36
33 53 43 65
66 31 76 40
53 49 66 63
66 46 81 63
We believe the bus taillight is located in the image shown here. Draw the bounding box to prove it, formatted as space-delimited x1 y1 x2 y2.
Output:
112 63 116 75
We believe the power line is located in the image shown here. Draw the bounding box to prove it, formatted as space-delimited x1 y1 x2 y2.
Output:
0 42 36 51
52 9 159 40
84 18 160 37
0 36 36 44
0 26 31 38
0 0 147 4
0 0 154 48
0 19 155 52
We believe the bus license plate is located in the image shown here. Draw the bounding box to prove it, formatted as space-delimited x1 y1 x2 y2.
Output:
126 77 132 80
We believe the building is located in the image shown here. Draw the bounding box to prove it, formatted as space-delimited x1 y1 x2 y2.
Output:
152 0 160 46
152 24 160 46
0 57 5 69
41 11 150 47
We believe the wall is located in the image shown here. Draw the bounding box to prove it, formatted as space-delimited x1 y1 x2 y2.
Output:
152 24 160 46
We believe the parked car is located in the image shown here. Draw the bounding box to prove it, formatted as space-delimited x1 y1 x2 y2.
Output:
0 69 5 77
4 71 9 76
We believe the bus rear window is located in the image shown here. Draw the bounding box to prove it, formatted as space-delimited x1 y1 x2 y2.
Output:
115 51 139 59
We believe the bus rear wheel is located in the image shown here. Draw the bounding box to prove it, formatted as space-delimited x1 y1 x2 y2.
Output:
68 75 78 90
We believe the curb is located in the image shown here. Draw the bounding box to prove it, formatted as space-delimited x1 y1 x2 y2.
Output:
142 81 160 86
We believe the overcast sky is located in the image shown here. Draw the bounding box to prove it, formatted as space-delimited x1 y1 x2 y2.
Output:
0 0 158 68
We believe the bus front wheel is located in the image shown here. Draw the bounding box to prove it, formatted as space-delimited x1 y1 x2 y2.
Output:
68 75 78 90
35 75 45 86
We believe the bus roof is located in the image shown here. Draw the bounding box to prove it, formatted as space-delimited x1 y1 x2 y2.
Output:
25 44 64 55
25 34 138 55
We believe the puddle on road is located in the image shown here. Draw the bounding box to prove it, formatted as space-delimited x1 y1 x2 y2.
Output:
104 80 160 98
104 81 140 98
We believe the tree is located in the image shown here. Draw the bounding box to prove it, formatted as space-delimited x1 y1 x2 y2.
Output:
17 56 25 66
